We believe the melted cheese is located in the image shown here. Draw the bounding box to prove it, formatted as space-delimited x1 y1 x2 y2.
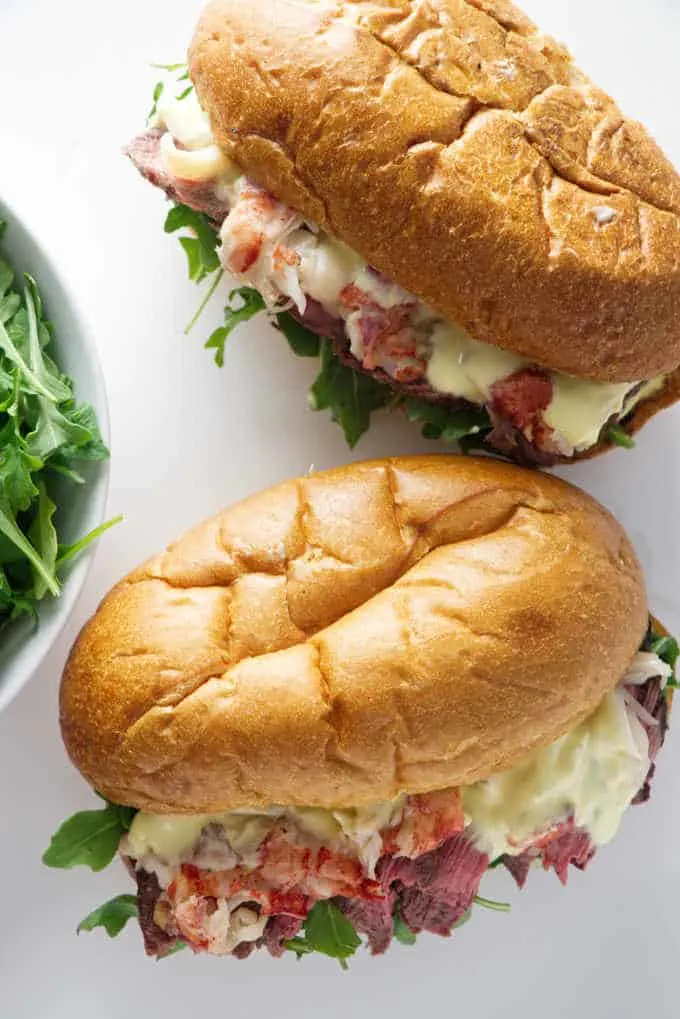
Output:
155 87 239 186
155 89 213 151
426 322 661 451
462 689 650 860
126 800 405 874
426 322 524 404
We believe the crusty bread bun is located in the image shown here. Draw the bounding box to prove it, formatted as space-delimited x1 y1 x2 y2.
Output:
60 457 647 813
189 0 680 383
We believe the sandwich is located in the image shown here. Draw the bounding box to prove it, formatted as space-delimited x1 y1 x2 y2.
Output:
44 456 677 961
125 0 680 463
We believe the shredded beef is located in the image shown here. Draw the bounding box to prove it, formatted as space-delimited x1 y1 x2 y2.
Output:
541 828 596 885
335 891 397 955
631 676 669 803
336 833 489 954
398 890 464 936
500 852 534 890
135 869 179 958
262 915 304 957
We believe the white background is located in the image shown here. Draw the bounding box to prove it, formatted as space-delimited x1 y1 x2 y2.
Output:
1 1 680 1015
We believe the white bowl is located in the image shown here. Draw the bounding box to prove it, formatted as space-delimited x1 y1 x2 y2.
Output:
0 196 111 713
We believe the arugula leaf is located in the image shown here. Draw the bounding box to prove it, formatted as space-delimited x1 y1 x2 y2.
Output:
604 422 636 449
56 515 124 570
404 397 491 446
28 483 58 600
0 221 112 636
42 801 137 872
148 81 164 124
161 941 188 959
393 909 417 946
286 902 362 968
650 634 680 688
473 895 511 913
78 895 139 938
205 288 265 367
164 204 221 283
275 313 322 358
310 338 393 448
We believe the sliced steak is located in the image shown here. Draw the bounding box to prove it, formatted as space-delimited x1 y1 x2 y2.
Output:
125 129 229 223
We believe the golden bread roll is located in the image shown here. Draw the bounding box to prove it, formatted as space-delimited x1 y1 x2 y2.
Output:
189 0 680 382
60 456 647 813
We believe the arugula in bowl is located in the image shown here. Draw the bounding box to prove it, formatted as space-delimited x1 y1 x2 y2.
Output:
0 220 118 638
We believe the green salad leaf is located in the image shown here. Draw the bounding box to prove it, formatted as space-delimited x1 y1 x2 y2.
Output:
286 901 362 969
43 800 137 872
164 205 221 283
604 422 636 449
473 895 511 913
205 288 265 368
650 634 680 688
393 909 417 946
78 895 139 938
309 338 393 448
0 223 114 636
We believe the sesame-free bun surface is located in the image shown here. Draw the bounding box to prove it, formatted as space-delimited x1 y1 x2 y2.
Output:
189 0 680 383
60 457 648 813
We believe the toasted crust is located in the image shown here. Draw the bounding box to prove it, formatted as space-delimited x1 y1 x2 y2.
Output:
60 457 647 813
188 0 680 383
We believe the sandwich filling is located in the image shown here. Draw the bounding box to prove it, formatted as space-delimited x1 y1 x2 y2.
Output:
118 647 671 959
126 84 666 461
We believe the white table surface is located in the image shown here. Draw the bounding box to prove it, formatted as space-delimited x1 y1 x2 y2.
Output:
2 1 680 1015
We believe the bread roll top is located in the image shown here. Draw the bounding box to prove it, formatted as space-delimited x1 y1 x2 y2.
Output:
188 0 680 383
60 457 647 812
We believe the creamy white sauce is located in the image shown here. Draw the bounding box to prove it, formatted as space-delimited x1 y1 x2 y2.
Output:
156 86 665 453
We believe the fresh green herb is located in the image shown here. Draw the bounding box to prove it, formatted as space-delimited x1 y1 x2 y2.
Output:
43 800 138 872
285 901 362 968
162 940 188 958
205 288 265 367
147 64 192 124
151 62 187 73
0 225 113 635
473 895 511 913
148 81 164 124
56 515 124 570
650 634 680 688
393 909 417 946
164 204 221 283
605 422 636 449
454 910 472 929
275 313 322 358
404 397 491 446
78 895 139 938
310 338 393 448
